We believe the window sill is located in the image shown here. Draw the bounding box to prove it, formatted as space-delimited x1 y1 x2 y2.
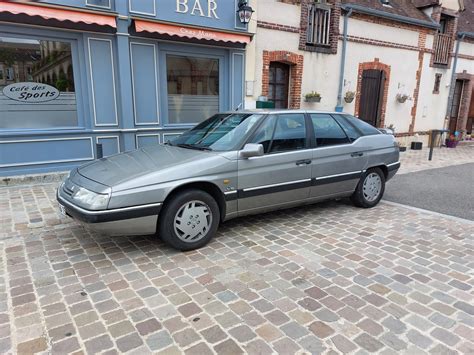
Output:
299 44 336 54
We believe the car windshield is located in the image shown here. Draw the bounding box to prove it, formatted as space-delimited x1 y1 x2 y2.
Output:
169 113 263 151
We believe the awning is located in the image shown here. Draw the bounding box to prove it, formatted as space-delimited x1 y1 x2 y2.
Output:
135 20 251 45
0 1 116 30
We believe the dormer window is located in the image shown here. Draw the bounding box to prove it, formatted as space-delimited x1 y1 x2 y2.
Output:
306 1 331 46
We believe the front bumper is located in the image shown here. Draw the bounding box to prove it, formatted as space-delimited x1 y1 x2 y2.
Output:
57 191 162 223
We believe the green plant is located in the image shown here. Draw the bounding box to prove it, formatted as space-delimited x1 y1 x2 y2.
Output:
305 91 321 99
344 91 355 100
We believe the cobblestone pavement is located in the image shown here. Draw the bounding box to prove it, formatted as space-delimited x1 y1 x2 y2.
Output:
1 148 473 354
397 144 474 175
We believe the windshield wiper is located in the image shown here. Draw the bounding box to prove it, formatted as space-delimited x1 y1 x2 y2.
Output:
176 143 212 151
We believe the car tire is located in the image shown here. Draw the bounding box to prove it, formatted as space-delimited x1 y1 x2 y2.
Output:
158 189 220 251
351 167 385 208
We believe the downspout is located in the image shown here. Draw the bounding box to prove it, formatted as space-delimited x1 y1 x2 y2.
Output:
335 8 353 112
445 32 465 119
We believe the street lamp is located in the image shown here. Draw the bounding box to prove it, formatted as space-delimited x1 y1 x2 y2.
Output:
237 0 254 24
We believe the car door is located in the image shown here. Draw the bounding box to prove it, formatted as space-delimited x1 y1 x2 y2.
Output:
309 113 367 198
237 113 312 213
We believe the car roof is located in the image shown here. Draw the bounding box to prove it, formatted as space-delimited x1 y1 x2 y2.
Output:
221 109 348 115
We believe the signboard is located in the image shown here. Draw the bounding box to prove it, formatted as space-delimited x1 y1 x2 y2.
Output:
2 82 60 103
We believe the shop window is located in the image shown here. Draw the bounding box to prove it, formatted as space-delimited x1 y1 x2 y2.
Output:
433 73 442 94
306 1 331 47
0 36 77 129
166 54 219 124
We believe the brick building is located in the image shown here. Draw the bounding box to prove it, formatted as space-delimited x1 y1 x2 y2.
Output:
244 0 474 144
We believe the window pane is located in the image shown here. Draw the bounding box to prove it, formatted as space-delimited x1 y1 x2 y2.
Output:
248 115 277 153
0 36 77 129
343 115 381 136
333 114 361 142
270 114 306 153
311 114 350 147
167 55 219 124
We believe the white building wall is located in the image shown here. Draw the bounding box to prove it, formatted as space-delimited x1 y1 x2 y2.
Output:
246 1 473 139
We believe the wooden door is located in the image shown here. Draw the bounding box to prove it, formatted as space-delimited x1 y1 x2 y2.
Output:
359 69 385 127
449 79 464 132
269 62 290 109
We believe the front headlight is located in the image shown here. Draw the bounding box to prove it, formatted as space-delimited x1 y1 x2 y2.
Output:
73 187 110 210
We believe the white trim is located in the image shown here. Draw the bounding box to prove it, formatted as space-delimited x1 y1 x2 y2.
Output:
0 137 94 168
58 194 162 216
96 135 120 155
231 52 245 110
135 133 161 149
315 170 362 180
224 191 237 195
130 42 160 126
387 161 401 167
93 127 166 133
87 37 119 127
129 0 156 16
243 178 312 192
86 0 111 10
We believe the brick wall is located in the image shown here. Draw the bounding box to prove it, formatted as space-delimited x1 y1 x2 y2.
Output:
262 51 304 109
298 0 341 54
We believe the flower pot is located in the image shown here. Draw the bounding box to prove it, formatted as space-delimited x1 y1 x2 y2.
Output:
397 97 408 103
344 97 354 103
399 146 407 152
445 139 458 148
305 96 321 103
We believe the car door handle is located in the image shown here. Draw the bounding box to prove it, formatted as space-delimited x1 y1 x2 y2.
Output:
351 152 364 157
296 159 312 166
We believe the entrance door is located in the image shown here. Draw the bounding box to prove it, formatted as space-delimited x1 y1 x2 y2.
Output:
449 79 464 132
359 69 385 127
268 62 290 109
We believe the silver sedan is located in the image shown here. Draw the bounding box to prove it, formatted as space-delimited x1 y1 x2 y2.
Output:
57 110 400 250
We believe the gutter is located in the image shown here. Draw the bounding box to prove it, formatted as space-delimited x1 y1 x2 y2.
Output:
446 32 467 118
340 4 440 30
335 8 353 112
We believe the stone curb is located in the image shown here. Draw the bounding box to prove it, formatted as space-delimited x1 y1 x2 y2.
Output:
0 171 68 187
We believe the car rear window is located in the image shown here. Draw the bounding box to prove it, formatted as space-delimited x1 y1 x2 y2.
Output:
342 115 381 136
332 115 361 142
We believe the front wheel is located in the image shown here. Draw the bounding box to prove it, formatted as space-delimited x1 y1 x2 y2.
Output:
158 189 220 251
351 168 385 208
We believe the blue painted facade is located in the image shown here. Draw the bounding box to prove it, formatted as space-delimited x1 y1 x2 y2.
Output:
0 0 248 176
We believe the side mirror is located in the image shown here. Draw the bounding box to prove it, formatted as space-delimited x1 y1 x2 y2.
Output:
239 143 264 158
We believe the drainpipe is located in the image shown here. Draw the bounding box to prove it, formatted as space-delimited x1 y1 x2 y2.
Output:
335 8 353 112
446 32 466 119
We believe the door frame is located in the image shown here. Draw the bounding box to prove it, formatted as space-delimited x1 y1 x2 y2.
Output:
268 62 290 109
355 59 391 128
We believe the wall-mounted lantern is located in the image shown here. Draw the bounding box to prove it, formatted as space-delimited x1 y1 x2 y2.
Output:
237 0 254 24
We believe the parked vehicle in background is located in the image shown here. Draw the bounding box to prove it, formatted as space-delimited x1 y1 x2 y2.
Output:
57 110 400 250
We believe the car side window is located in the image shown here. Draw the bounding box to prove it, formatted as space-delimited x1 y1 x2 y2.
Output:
332 114 361 142
269 114 306 153
247 115 277 153
310 114 350 147
343 114 381 136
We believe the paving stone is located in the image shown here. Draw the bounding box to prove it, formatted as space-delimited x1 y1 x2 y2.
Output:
357 318 384 336
407 329 433 349
185 342 213 355
17 337 48 354
429 312 456 329
229 325 256 342
146 330 173 351
256 324 283 342
382 316 407 334
280 321 308 339
309 321 334 338
200 325 227 344
331 334 357 354
244 339 273 354
116 333 144 353
265 309 290 326
454 301 474 315
273 337 301 353
354 333 385 353
430 327 461 347
380 332 407 351
214 338 243 354
136 318 162 336
173 328 200 348
85 334 114 353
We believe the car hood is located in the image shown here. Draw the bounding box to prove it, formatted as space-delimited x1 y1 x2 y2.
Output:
78 145 224 188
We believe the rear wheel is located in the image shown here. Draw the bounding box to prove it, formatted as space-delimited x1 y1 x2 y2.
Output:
351 167 385 208
158 189 219 251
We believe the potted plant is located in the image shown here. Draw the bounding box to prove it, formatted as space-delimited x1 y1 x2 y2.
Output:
305 91 321 103
396 93 410 103
344 91 355 103
445 133 460 148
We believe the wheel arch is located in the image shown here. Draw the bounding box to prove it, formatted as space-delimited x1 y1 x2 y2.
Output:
160 181 227 222
366 164 388 180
